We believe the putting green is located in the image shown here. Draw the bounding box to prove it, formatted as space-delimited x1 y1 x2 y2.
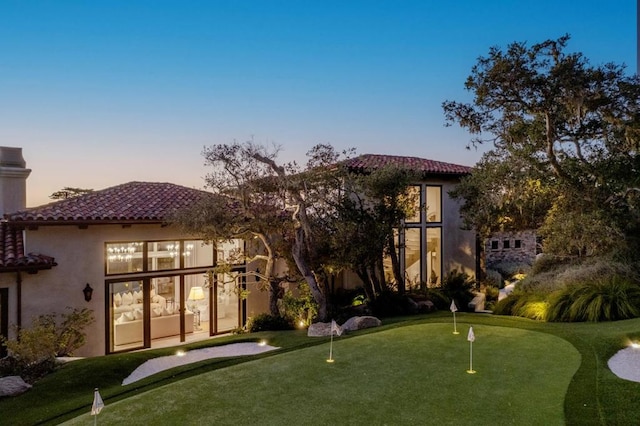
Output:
64 323 579 425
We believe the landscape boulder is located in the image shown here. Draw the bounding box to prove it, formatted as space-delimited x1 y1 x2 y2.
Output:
341 316 381 332
0 376 32 397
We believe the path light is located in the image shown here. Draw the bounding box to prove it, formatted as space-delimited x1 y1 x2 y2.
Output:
176 350 186 357
258 340 267 346
630 341 640 349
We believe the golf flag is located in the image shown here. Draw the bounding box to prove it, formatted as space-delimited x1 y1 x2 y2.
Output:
91 388 104 416
467 326 475 343
451 300 459 334
331 319 343 336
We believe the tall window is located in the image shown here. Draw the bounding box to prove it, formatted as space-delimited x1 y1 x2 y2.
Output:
426 228 442 286
383 184 443 289
405 185 422 223
426 186 441 222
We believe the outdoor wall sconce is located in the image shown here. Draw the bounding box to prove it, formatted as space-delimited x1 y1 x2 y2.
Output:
83 283 94 302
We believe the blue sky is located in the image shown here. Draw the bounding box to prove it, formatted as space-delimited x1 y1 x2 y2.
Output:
0 1 636 207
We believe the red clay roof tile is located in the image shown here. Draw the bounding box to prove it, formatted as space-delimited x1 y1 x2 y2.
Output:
345 154 471 176
0 221 56 271
8 182 211 224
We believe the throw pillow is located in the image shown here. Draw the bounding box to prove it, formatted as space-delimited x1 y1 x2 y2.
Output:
113 292 122 307
162 307 173 316
123 311 135 322
133 309 143 320
122 292 133 306
151 307 162 318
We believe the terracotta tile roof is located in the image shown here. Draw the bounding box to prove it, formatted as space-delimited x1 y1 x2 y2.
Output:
344 154 472 176
0 221 56 271
8 182 212 225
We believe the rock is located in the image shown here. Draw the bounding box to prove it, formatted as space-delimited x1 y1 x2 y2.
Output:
0 376 32 397
342 316 381 332
416 300 435 313
307 322 333 337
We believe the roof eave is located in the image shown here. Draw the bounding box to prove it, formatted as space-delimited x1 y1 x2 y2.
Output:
12 219 169 228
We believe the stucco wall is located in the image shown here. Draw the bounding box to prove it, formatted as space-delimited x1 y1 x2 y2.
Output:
16 224 188 356
440 179 476 279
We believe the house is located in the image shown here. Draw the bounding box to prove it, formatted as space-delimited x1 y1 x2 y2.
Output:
0 147 475 357
341 154 476 291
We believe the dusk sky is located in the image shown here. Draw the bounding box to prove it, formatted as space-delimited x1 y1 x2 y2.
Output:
0 1 636 207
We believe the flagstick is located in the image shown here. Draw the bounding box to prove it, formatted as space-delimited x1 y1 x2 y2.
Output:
467 340 476 374
453 311 459 334
327 331 334 363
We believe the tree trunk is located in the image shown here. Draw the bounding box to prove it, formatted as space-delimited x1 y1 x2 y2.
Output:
356 268 375 301
258 233 280 316
291 228 327 321
388 234 404 293
268 279 280 316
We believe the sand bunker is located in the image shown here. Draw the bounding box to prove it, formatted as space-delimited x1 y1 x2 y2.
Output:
122 342 279 385
608 346 640 383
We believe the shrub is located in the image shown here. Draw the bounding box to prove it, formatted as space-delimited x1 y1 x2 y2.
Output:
488 261 531 280
246 313 293 332
424 288 450 310
546 276 640 322
492 291 548 320
530 254 571 275
280 282 318 326
483 285 500 303
441 269 476 312
368 291 414 317
0 307 94 382
492 293 522 316
484 269 503 288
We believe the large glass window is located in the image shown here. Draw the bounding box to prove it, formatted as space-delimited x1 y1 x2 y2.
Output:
184 240 215 268
216 239 245 264
404 186 422 223
148 241 181 271
404 228 421 288
426 228 442 287
106 242 143 274
110 280 145 351
106 238 239 353
214 272 241 333
426 186 441 223
106 239 216 276
382 230 400 286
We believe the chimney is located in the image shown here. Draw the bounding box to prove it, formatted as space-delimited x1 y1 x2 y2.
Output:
0 147 31 215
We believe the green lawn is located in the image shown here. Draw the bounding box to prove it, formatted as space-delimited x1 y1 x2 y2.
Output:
3 313 640 425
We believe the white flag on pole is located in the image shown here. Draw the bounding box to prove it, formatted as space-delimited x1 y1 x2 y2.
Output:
91 388 104 416
467 327 475 343
331 319 343 336
450 300 458 312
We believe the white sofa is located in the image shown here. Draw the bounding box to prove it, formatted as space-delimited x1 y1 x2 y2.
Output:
113 290 195 346
114 311 194 346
